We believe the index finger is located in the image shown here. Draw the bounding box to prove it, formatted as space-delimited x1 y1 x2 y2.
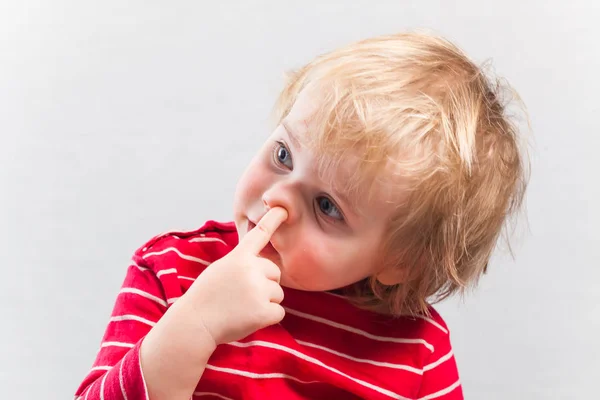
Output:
240 207 288 255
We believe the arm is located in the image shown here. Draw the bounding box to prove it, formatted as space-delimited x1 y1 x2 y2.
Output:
139 286 217 400
74 262 171 400
141 207 288 399
75 261 218 400
76 207 287 400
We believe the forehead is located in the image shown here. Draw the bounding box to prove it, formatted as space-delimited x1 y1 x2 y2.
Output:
328 152 407 219
281 88 319 142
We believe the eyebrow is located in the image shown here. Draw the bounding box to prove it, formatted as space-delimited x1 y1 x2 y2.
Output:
281 120 302 149
333 187 360 219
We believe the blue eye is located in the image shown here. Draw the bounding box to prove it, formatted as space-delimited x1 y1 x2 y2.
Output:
317 196 343 221
274 142 293 169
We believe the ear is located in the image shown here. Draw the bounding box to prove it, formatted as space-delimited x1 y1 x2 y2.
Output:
375 265 408 286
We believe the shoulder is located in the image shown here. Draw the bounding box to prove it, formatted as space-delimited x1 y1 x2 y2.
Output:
393 306 453 355
411 306 452 344
413 308 462 398
280 291 458 397
368 306 457 385
372 305 453 352
131 220 238 279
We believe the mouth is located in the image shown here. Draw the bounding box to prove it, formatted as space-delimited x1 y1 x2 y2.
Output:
247 220 279 259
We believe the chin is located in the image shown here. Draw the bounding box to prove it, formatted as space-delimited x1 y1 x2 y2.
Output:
280 273 329 292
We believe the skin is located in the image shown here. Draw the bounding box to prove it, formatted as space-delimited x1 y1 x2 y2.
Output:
233 87 405 290
140 89 406 400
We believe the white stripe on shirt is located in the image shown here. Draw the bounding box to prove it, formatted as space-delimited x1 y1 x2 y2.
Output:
137 348 151 400
295 339 423 374
119 359 129 400
193 392 235 400
228 340 410 400
142 247 211 266
284 307 434 352
415 315 449 334
189 237 227 245
205 364 320 385
423 350 454 372
132 262 150 272
84 383 91 400
99 373 107 400
90 366 112 372
417 379 461 399
101 341 135 349
110 315 156 327
156 268 178 277
119 288 167 307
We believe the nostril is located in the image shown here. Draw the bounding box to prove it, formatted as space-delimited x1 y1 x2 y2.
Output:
263 199 271 210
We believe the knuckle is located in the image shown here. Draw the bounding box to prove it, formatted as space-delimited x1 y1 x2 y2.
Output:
249 274 263 291
255 223 271 238
274 305 285 321
275 290 284 303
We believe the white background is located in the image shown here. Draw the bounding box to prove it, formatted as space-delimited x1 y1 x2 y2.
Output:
1 1 598 399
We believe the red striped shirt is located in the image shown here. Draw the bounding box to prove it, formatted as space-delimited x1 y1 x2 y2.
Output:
75 220 463 400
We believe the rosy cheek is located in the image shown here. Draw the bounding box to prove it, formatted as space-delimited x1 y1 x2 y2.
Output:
309 237 339 269
287 232 335 271
236 162 266 203
239 176 257 200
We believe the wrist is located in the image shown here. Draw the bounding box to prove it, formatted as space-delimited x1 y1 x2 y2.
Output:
140 292 219 400
183 280 228 346
170 291 219 354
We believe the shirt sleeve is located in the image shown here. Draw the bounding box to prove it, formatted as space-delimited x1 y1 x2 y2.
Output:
74 260 168 400
416 331 464 400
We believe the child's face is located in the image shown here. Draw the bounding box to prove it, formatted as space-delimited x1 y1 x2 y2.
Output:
233 89 403 291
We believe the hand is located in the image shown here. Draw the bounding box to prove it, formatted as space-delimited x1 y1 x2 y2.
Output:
187 207 288 345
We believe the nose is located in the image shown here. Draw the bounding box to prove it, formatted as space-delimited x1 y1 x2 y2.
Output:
261 181 300 224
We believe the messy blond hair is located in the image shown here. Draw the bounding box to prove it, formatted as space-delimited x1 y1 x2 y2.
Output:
272 32 529 316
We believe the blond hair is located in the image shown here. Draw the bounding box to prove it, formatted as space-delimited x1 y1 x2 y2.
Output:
272 32 529 316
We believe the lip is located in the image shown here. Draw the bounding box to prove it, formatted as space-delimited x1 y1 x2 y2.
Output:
247 220 279 258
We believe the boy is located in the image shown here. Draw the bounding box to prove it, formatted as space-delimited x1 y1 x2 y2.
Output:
75 32 527 400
